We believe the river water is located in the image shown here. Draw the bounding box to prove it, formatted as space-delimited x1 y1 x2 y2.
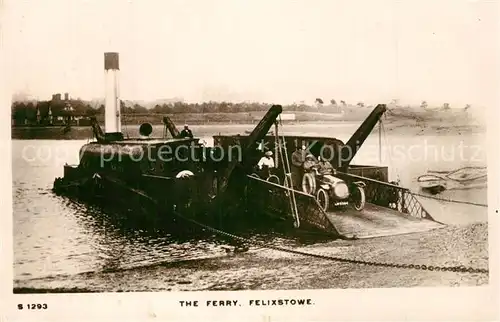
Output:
12 124 489 291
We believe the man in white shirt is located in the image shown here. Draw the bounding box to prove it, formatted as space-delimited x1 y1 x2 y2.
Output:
258 150 275 170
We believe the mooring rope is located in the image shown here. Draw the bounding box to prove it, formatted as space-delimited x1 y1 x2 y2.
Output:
411 191 488 208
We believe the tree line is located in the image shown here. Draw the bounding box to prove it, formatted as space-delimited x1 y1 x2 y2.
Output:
12 97 466 124
11 99 354 122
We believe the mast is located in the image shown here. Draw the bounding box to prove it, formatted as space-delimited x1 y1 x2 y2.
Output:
162 116 181 138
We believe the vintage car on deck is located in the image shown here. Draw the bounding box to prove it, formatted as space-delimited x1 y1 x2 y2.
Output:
301 156 366 212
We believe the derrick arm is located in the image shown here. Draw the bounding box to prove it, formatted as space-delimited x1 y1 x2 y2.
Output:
339 104 386 170
217 104 283 196
162 116 180 138
90 117 105 143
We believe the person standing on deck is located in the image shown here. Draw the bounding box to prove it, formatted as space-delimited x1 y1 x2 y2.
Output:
179 124 193 138
257 150 275 178
258 150 275 169
291 145 306 189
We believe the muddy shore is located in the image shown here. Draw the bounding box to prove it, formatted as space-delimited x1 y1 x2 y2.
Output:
14 221 488 293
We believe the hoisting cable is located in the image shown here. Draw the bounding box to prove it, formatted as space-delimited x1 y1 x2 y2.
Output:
278 140 300 228
380 118 401 184
277 115 300 228
275 121 296 222
378 118 382 164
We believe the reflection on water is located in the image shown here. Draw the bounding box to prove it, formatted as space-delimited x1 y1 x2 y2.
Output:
12 127 488 284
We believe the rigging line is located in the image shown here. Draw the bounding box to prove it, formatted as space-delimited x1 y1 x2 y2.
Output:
378 119 382 164
380 120 401 183
278 115 300 228
282 125 300 228
278 136 296 226
382 121 399 180
283 140 300 229
278 115 299 222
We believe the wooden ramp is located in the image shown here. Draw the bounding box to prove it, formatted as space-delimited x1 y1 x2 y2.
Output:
324 203 444 239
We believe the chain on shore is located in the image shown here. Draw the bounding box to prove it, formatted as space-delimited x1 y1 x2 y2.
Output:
173 211 489 275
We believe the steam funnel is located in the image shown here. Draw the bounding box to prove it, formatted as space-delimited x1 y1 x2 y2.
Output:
104 52 121 135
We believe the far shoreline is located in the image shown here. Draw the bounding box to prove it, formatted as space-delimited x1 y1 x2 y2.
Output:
11 120 485 140
11 105 486 140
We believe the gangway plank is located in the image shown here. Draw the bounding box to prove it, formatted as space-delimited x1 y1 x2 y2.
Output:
324 204 444 239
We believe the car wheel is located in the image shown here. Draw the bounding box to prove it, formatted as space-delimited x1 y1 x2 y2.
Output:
316 188 329 212
302 172 316 195
352 186 366 211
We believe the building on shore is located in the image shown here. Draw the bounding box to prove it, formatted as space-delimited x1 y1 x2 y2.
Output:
12 93 91 127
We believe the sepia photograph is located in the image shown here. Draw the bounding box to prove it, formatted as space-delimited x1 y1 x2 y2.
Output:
2 0 499 320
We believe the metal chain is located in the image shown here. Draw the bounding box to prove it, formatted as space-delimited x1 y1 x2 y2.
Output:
172 211 489 275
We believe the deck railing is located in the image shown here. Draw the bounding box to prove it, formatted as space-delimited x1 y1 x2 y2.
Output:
337 172 436 222
246 171 439 229
246 175 340 234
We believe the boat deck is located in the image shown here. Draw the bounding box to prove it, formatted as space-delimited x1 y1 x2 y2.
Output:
324 203 444 239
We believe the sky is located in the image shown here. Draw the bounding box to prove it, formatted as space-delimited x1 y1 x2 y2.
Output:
3 0 499 106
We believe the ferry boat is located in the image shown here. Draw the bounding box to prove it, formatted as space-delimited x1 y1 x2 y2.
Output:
53 52 444 240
